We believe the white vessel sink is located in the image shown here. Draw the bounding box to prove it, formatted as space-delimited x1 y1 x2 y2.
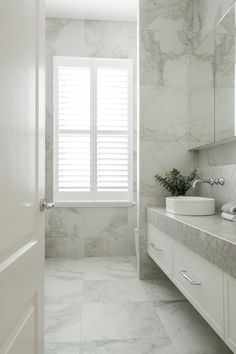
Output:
166 196 215 216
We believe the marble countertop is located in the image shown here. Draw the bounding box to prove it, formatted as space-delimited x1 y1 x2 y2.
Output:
147 207 236 279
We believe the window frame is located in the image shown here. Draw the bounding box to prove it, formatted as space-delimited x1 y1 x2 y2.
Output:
53 56 133 205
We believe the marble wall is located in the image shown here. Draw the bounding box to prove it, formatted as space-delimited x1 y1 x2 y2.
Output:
197 0 234 42
138 0 197 279
195 0 236 210
45 18 137 258
189 32 214 148
215 3 235 142
197 143 236 211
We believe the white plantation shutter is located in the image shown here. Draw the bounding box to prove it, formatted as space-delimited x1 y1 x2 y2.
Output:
96 67 129 192
53 57 133 203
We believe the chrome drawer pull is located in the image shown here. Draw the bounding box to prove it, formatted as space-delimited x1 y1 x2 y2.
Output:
179 270 201 286
151 243 164 251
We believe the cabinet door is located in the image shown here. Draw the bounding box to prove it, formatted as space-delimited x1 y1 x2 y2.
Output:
147 224 173 277
224 273 236 353
173 242 224 338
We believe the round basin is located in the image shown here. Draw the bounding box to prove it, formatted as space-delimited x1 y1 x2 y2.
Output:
166 196 215 216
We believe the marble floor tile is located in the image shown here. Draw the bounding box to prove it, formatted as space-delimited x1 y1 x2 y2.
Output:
172 335 233 354
81 302 169 341
45 260 83 343
45 258 233 354
141 278 185 302
45 276 83 305
45 259 84 281
45 303 81 343
128 256 137 270
83 279 149 303
154 300 215 339
45 257 136 280
81 257 137 280
80 338 178 354
45 342 80 354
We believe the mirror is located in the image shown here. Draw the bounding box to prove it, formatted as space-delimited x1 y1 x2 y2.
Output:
189 32 214 149
189 3 236 150
215 4 235 143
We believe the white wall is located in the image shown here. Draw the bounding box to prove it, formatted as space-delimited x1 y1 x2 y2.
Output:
45 18 137 258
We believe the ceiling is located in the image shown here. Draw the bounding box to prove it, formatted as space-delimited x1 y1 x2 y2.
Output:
45 0 137 22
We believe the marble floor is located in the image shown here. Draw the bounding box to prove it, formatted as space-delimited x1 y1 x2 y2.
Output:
45 257 233 354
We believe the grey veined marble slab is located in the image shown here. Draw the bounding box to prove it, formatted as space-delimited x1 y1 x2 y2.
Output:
147 207 236 279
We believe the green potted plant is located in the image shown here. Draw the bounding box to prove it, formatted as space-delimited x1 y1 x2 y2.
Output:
155 168 198 197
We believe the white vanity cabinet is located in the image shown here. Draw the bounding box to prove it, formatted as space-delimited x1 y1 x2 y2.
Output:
147 223 236 353
224 274 236 353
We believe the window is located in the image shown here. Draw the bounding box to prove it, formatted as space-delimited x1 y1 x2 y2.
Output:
53 56 133 204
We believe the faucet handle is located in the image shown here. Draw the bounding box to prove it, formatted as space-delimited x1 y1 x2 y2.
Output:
208 178 215 185
214 178 225 186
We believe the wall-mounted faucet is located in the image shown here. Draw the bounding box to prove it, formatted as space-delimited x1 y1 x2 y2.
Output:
192 177 225 188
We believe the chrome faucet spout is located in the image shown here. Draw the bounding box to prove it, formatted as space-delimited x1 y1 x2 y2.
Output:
192 178 215 188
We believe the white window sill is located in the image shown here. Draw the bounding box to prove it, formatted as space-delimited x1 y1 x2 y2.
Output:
53 201 136 208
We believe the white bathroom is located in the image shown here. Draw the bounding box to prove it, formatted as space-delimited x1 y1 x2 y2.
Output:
1 0 236 353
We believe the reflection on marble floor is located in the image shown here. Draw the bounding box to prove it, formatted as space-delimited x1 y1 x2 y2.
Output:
45 257 232 354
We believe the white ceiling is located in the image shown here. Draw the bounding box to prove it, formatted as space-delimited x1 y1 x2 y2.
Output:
45 0 137 22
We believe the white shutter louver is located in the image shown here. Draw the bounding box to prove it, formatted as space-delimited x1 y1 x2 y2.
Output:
53 57 133 203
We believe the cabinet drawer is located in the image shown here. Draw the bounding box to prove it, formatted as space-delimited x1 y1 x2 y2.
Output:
147 224 172 277
224 273 236 353
173 242 224 338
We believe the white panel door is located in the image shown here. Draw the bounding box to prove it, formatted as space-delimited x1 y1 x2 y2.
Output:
0 0 45 353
